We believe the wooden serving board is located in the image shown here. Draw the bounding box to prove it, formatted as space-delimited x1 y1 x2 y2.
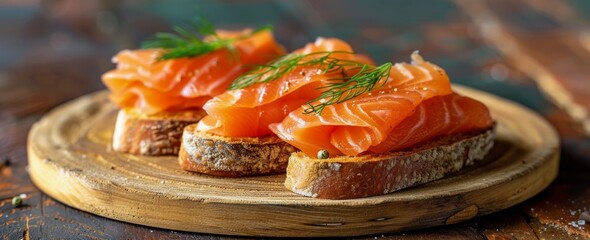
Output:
27 86 559 237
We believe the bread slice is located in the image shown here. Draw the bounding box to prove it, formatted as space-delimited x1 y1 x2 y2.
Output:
179 124 298 177
112 108 206 156
285 127 496 199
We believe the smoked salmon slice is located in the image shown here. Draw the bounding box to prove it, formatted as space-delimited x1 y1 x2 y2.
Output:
102 29 285 114
196 38 375 137
368 93 493 153
270 52 494 156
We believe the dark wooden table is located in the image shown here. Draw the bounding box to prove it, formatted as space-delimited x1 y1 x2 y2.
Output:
2 0 590 239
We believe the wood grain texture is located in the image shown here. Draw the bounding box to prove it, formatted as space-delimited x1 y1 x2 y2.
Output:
3 1 590 238
455 0 590 136
25 85 559 237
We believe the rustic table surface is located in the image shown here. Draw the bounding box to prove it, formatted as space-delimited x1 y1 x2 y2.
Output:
2 0 590 239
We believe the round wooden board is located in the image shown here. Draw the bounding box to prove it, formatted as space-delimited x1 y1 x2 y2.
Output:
27 86 559 237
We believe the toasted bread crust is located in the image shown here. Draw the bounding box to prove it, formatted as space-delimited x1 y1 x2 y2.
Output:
179 124 297 177
112 109 206 156
285 127 496 199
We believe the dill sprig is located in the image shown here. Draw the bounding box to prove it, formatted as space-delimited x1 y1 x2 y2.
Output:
303 62 392 114
141 17 271 60
229 51 363 90
229 50 393 115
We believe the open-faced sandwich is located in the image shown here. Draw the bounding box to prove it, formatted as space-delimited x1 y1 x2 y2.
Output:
272 52 495 199
180 36 495 199
179 38 374 176
101 21 284 155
